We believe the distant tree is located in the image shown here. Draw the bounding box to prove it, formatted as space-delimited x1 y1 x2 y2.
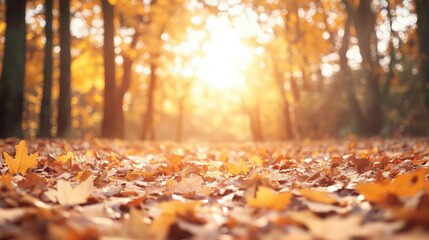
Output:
0 0 27 138
415 0 429 111
38 0 53 138
101 0 120 138
57 0 72 137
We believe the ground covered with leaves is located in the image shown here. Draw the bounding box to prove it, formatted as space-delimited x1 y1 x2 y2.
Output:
1 138 429 240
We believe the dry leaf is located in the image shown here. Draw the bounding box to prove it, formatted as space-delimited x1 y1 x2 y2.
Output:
56 151 74 163
3 140 38 175
300 188 338 205
225 161 249 175
45 176 95 205
246 186 292 210
357 169 429 204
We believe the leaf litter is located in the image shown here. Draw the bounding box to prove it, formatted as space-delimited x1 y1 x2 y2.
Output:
0 138 429 239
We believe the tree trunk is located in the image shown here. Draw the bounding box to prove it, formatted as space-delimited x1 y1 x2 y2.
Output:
343 0 383 135
101 0 119 138
57 0 72 138
176 97 184 142
0 0 27 138
339 17 366 134
415 0 429 110
271 53 293 139
38 0 53 138
249 104 264 142
141 62 157 140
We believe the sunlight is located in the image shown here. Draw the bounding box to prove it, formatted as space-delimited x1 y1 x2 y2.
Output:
195 28 253 90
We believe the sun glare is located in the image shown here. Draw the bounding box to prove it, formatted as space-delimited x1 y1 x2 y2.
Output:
195 28 253 90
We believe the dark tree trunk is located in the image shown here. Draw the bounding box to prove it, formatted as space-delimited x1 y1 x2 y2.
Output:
141 62 157 140
0 0 27 138
343 0 383 135
354 0 383 134
415 0 429 110
57 0 72 138
38 0 53 138
101 0 119 138
339 17 366 134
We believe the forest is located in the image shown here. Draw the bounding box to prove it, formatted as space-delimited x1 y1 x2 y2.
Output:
0 0 427 141
1 0 429 239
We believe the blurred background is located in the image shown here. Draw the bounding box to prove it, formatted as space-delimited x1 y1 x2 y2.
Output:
0 0 428 141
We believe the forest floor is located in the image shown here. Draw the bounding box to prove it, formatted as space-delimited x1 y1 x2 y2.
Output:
1 138 429 240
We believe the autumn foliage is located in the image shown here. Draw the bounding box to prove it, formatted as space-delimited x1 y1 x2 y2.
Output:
1 138 429 239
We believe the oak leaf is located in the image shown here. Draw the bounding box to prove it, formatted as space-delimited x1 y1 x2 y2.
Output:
246 186 292 210
45 176 95 205
3 140 38 175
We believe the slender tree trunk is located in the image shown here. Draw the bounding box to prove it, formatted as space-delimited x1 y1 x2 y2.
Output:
57 0 72 137
271 53 293 139
415 0 429 110
101 0 119 138
248 104 264 142
176 97 184 142
141 62 157 140
339 17 366 134
38 0 53 138
0 0 27 138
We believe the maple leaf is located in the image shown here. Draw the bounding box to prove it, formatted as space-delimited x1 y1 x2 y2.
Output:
45 176 95 205
3 140 38 175
56 151 74 163
246 186 292 210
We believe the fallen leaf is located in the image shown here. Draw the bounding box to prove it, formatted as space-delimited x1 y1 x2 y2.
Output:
56 151 74 163
246 186 292 210
45 176 95 205
300 188 338 205
3 140 38 175
225 161 249 175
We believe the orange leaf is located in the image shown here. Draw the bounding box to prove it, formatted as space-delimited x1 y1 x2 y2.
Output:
246 186 292 211
3 140 38 175
225 161 249 175
56 151 74 163
300 188 338 205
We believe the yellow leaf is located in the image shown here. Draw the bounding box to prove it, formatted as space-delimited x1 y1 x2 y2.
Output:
356 169 429 204
225 161 249 175
300 188 338 205
56 151 74 163
167 154 182 172
246 186 292 211
3 140 38 175
44 176 95 205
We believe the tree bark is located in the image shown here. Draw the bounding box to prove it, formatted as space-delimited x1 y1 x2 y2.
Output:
101 0 119 138
343 0 383 135
0 0 27 138
57 0 72 138
339 17 366 134
415 0 429 110
38 0 53 138
141 62 157 140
